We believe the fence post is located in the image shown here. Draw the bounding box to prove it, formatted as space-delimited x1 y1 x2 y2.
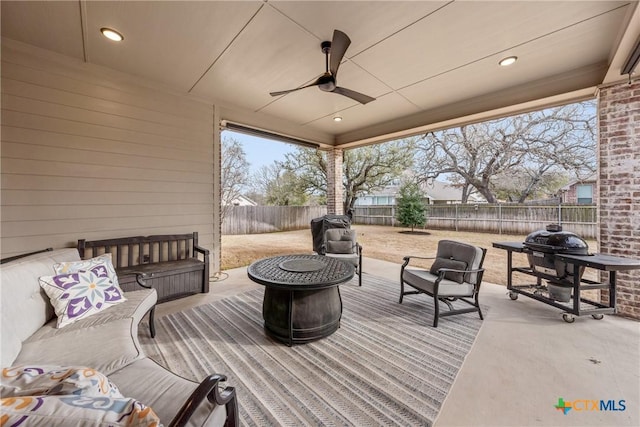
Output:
391 205 395 227
455 204 459 232
558 202 562 226
499 204 502 235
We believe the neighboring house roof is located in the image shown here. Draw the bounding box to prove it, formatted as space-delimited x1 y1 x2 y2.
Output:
225 195 257 206
360 181 486 204
560 173 597 191
421 181 481 202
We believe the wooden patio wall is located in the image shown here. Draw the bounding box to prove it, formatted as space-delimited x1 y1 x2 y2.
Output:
353 204 597 238
222 206 327 235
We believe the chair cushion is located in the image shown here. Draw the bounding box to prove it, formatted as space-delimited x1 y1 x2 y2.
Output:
325 229 357 254
429 258 467 283
327 240 353 254
108 358 227 426
436 240 484 283
402 269 474 297
326 252 359 267
15 318 142 376
16 290 156 375
325 228 353 242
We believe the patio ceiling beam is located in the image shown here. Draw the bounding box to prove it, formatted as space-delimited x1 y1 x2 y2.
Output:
334 64 603 148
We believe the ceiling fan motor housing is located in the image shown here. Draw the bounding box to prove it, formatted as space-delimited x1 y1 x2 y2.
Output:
318 74 336 91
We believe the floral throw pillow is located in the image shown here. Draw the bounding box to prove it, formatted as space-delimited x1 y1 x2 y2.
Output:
0 395 162 427
54 253 121 291
1 365 121 398
39 263 126 328
1 365 162 426
1 366 161 426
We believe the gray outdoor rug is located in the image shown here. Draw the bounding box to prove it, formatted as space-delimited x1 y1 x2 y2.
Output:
139 274 485 426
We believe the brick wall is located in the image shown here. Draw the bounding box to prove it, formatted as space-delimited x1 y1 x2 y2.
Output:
598 81 640 319
326 148 344 215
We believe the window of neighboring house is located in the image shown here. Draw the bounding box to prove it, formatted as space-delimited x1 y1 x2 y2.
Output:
356 197 371 206
576 184 593 204
375 196 386 205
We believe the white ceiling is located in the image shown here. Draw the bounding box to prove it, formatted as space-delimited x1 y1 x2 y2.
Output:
2 1 639 148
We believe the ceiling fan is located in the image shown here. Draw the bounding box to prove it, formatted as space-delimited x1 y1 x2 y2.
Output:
270 30 376 105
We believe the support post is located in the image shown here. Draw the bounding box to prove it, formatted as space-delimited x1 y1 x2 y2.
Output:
326 148 344 215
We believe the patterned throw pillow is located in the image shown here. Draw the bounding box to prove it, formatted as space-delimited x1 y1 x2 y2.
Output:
1 365 122 398
54 253 121 290
1 365 162 426
0 395 161 427
39 263 126 328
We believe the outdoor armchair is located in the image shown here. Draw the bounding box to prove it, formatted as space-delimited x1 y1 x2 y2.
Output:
399 240 486 327
323 228 363 286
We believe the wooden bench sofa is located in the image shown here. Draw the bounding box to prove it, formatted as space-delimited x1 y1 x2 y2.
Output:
78 232 210 303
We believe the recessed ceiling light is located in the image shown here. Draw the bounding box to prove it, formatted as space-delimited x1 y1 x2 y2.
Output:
101 28 124 42
333 116 343 122
499 56 517 67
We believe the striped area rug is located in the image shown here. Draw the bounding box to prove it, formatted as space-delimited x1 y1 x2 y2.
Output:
139 275 484 426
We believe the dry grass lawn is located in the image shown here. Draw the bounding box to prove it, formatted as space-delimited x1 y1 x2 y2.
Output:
222 225 597 286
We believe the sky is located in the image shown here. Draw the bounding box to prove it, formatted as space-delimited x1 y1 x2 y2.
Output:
222 130 297 174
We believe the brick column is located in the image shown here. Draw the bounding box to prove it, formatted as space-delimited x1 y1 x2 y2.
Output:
598 81 640 319
326 148 344 215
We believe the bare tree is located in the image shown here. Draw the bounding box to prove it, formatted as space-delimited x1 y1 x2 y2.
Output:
251 163 309 206
414 101 596 203
221 136 250 220
283 139 415 211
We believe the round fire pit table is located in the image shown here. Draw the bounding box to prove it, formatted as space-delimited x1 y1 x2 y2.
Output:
247 254 355 346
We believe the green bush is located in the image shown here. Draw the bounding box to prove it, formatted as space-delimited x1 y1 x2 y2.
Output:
396 182 426 231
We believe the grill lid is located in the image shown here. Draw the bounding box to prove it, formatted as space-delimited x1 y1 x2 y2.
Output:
524 224 588 252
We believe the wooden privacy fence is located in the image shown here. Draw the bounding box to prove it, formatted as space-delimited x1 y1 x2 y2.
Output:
223 206 327 235
353 204 597 239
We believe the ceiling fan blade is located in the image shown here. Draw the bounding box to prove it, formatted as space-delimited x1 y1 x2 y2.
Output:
330 30 351 77
332 86 376 104
270 77 323 97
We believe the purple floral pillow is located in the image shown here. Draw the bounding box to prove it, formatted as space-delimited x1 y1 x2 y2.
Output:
39 264 126 328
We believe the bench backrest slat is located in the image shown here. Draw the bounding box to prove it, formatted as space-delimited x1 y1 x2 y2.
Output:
78 233 198 267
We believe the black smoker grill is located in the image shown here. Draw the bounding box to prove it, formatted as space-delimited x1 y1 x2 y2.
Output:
523 224 589 300
493 229 639 322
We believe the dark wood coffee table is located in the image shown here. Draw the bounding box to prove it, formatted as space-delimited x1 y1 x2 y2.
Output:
247 254 355 346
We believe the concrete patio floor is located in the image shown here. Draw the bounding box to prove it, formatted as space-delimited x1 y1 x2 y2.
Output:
156 257 640 427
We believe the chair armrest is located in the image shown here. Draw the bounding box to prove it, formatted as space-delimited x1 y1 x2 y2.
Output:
194 244 210 261
402 255 435 265
168 374 238 427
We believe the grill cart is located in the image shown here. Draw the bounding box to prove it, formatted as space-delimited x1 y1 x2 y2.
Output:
493 224 640 323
